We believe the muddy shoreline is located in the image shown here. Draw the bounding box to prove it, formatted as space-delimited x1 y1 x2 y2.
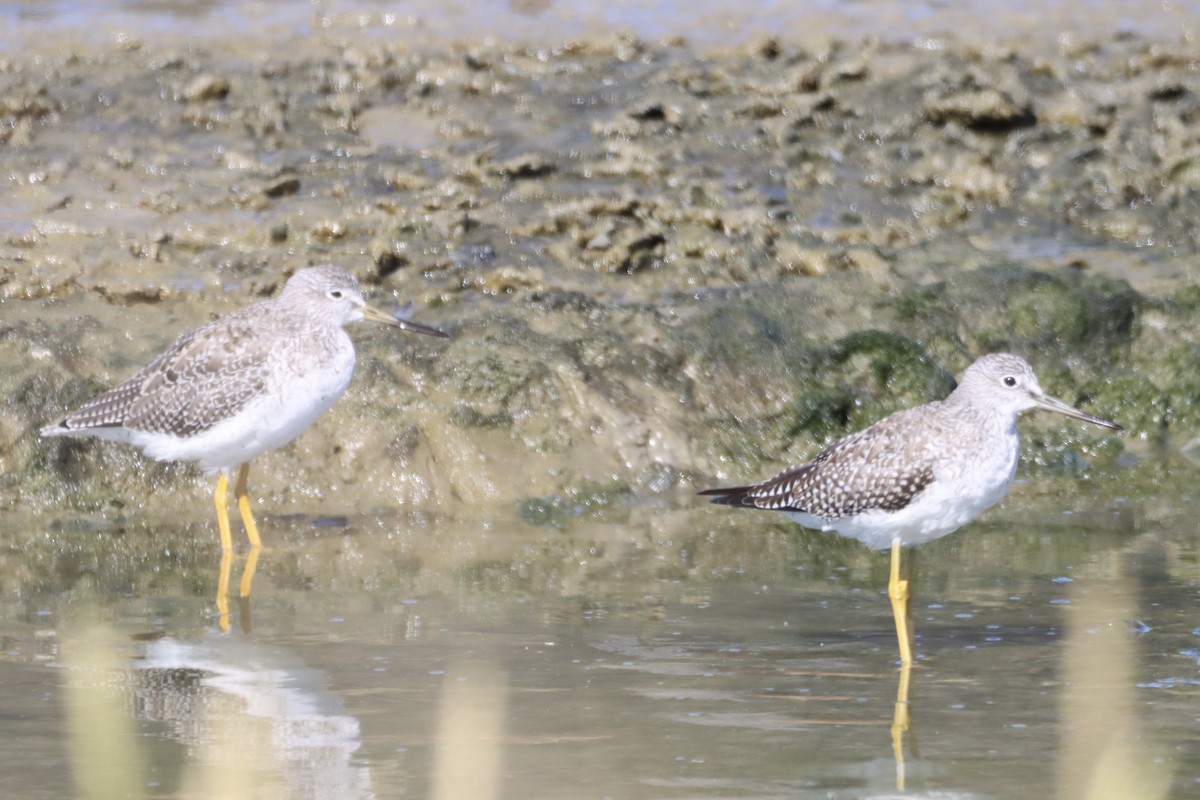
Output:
1 31 1195 520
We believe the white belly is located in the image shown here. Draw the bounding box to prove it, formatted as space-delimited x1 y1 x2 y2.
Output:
784 427 1020 550
132 348 356 473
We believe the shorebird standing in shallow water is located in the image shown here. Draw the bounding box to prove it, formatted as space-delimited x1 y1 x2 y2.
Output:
42 265 447 626
700 353 1121 665
42 265 447 549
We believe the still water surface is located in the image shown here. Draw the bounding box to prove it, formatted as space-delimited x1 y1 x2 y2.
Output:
2 473 1198 799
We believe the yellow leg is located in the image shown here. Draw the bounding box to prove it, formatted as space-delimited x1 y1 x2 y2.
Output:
233 463 262 548
214 471 233 553
891 660 913 790
888 538 914 665
216 549 233 633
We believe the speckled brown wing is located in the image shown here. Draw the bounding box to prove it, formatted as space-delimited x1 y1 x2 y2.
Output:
50 308 274 438
700 411 936 518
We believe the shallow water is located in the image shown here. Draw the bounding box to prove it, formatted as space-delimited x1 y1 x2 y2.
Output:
4 473 1198 799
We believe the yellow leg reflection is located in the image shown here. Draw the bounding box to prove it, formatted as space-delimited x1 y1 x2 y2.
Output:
891 660 913 791
887 538 914 665
237 546 261 633
216 549 233 633
234 462 262 548
215 547 259 633
239 545 260 599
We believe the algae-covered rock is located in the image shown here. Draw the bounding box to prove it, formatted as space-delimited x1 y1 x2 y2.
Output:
888 265 1138 360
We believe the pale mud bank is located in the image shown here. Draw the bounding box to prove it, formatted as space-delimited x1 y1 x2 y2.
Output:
1 31 1193 521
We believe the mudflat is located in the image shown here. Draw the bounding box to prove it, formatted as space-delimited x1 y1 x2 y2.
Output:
1 18 1189 520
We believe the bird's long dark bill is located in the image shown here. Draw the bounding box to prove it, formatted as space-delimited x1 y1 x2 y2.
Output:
1034 393 1122 430
362 304 450 338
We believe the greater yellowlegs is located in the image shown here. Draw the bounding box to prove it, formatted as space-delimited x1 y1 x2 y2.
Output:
42 265 447 552
699 353 1121 664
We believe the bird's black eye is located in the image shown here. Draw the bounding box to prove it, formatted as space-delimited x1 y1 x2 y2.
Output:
329 289 344 300
1003 375 1017 387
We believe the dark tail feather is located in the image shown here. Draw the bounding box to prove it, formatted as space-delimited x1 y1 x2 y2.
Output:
696 486 757 506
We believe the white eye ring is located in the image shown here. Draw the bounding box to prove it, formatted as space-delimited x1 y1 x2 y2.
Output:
1003 375 1017 388
329 289 344 300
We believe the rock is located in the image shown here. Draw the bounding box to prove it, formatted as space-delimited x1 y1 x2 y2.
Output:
263 173 301 198
181 73 230 102
923 78 1035 129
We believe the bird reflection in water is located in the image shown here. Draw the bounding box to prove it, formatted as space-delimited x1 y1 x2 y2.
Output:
215 546 260 633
